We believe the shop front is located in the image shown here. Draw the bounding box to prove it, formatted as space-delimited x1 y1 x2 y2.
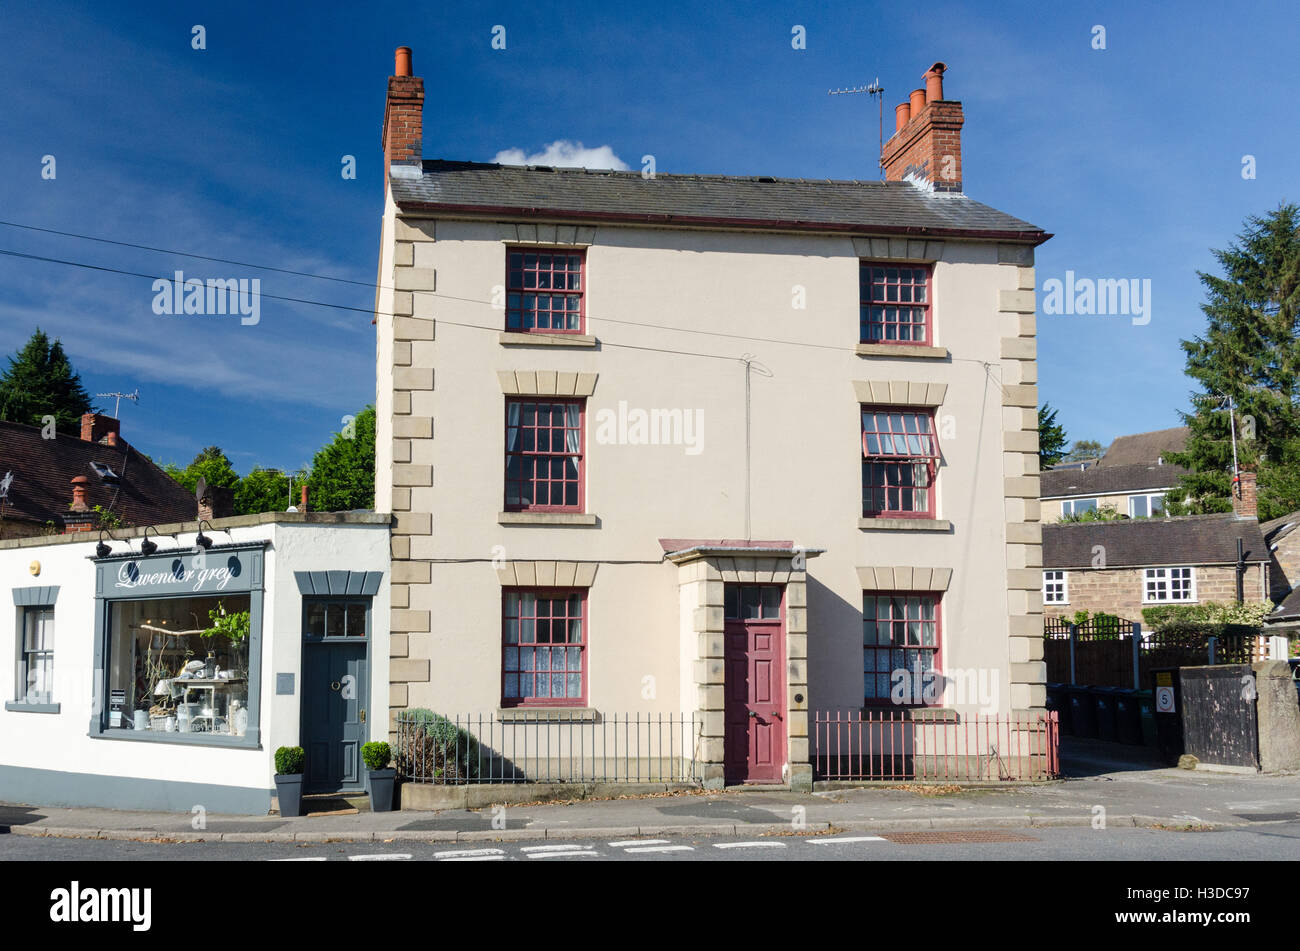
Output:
0 512 389 813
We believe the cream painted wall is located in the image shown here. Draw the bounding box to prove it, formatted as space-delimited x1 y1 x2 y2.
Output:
384 215 1034 724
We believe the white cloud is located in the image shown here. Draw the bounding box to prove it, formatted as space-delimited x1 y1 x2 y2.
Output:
491 140 629 170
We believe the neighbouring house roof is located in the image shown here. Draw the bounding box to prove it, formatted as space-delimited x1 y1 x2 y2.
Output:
0 420 195 532
390 160 1049 240
1039 462 1188 499
1042 514 1269 570
1261 511 1300 547
1267 586 1300 623
1097 427 1189 467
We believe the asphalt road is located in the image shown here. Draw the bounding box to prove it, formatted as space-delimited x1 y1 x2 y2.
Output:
4 820 1300 861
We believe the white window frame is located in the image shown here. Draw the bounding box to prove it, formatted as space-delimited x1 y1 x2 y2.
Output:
1042 570 1068 605
1143 567 1196 603
1127 493 1167 518
1061 498 1098 517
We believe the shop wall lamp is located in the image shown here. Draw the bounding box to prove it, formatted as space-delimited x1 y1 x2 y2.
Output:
194 519 217 550
140 526 162 556
95 528 115 559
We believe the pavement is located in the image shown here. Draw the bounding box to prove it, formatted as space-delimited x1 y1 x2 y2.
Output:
2 738 1297 845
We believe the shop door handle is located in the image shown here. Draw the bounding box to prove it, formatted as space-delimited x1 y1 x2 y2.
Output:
360 709 366 723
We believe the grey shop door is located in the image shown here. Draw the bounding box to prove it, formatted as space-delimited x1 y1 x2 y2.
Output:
302 641 368 792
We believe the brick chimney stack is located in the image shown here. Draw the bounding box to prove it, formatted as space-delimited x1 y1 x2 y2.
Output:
382 46 424 187
881 62 963 193
63 475 99 533
80 412 120 445
1233 466 1258 519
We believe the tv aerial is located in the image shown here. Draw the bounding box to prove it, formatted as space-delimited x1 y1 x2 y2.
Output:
829 79 886 179
96 388 140 419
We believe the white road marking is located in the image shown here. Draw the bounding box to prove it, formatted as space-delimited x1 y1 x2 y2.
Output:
609 839 669 848
270 857 326 861
520 843 590 853
528 850 599 858
624 845 694 854
441 855 506 861
433 848 504 859
713 841 787 850
348 853 413 861
806 836 887 845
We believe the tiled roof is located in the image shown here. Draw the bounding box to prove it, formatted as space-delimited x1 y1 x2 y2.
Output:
0 420 195 531
390 160 1047 238
1040 462 1187 499
1098 427 1188 467
1042 514 1269 570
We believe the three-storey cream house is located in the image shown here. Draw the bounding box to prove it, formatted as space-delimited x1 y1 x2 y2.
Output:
373 49 1051 789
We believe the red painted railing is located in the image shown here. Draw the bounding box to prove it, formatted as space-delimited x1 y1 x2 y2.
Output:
813 710 1060 782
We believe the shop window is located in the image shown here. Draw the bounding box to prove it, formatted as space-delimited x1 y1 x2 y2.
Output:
18 606 54 705
502 589 586 706
106 594 253 736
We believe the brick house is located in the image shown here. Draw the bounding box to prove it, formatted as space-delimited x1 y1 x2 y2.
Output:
0 414 196 539
1041 469 1270 620
372 49 1052 788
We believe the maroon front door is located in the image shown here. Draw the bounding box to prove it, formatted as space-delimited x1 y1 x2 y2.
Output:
723 585 786 784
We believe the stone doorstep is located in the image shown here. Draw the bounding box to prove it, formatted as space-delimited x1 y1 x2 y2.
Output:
6 812 1249 844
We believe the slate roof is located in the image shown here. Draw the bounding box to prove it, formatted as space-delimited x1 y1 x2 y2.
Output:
1042 514 1269 570
0 420 195 531
1098 427 1188 467
1040 462 1188 499
1261 511 1300 547
390 160 1048 239
1267 586 1300 622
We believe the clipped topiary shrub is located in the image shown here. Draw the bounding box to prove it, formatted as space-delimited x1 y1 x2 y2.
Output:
275 745 305 775
362 741 392 771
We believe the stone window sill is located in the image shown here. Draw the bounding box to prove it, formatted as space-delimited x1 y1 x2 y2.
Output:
499 511 598 526
5 701 60 714
500 332 598 348
856 343 949 359
858 518 952 532
497 707 600 723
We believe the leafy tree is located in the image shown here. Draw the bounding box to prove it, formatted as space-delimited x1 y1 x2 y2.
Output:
235 467 297 515
1165 204 1300 520
1063 439 1106 462
307 406 375 512
0 328 96 433
164 446 239 495
1038 403 1069 466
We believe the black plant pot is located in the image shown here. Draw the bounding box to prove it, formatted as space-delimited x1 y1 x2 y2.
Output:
274 773 304 817
367 768 396 812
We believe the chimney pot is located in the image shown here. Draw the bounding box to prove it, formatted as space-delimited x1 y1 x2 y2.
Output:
894 102 912 132
909 88 927 116
924 62 947 102
394 46 412 77
301 485 309 513
383 45 425 190
70 475 90 512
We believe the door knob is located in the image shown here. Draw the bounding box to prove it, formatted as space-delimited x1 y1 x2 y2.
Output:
748 711 757 718
329 681 341 692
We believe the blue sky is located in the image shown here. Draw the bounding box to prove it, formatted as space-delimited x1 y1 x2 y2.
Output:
0 0 1296 471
